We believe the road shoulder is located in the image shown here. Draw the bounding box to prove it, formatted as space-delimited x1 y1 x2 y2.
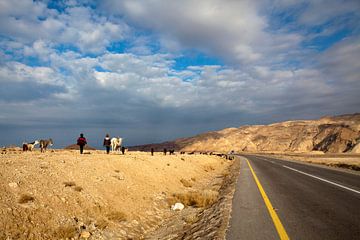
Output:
226 156 278 240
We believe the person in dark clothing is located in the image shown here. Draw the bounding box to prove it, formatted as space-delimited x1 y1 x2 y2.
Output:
77 133 87 154
103 134 111 154
151 148 154 156
163 148 167 155
121 146 126 155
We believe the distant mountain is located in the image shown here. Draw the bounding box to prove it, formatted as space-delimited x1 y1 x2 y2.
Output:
64 144 97 150
130 113 360 154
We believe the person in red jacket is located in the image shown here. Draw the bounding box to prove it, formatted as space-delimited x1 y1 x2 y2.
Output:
77 133 87 154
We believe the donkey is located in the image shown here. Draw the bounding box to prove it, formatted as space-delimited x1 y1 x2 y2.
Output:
39 138 53 153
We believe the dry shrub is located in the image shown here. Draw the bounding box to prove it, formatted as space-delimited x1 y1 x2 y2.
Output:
18 194 35 204
168 190 218 208
54 225 77 239
63 181 76 187
203 165 215 172
331 163 360 171
74 186 83 192
107 211 127 222
95 218 109 230
183 213 199 224
180 178 193 188
221 169 230 178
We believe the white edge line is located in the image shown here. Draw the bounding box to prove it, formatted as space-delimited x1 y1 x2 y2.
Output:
283 165 360 195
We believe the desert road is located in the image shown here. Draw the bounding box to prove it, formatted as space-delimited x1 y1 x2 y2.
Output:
226 155 360 240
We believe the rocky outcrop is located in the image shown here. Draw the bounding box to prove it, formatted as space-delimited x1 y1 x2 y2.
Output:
131 113 360 154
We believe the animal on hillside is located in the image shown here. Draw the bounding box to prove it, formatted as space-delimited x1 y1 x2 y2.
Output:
22 140 39 152
39 139 53 153
169 149 175 155
111 137 122 152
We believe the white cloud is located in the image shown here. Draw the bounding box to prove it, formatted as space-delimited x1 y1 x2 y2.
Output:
318 37 360 83
0 62 60 85
101 0 275 64
0 0 129 54
0 0 359 147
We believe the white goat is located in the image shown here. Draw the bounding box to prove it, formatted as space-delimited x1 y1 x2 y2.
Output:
111 137 122 152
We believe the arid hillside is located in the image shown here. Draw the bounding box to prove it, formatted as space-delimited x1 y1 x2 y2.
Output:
0 150 232 239
131 113 360 153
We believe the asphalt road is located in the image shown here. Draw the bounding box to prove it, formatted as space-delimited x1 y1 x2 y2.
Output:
226 155 360 240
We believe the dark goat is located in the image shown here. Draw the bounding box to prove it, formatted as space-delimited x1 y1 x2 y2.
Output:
39 139 53 153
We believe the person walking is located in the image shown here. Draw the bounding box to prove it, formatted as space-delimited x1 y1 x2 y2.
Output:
77 133 87 154
103 134 111 154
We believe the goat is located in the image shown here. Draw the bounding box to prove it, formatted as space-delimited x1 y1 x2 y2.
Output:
111 137 122 152
22 140 39 152
39 139 53 153
121 146 127 155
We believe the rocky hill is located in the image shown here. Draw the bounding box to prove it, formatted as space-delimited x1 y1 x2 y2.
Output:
131 113 360 154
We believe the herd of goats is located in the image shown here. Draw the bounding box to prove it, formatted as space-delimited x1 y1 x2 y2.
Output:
14 138 236 160
22 139 53 152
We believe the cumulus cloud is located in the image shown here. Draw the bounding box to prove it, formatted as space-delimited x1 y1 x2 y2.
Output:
0 0 128 54
100 0 272 64
0 0 359 147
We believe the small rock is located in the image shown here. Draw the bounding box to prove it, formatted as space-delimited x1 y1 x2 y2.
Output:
88 222 97 232
8 182 18 188
171 202 185 211
80 231 91 239
61 197 66 202
132 220 139 225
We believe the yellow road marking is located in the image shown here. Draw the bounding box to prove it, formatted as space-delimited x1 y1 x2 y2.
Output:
247 159 290 240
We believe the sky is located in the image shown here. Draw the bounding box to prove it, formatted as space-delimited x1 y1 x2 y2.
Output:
0 0 359 149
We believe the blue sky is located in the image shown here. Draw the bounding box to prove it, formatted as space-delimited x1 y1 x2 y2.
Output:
0 0 359 148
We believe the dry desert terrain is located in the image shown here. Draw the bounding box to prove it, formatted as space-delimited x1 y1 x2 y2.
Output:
0 149 234 239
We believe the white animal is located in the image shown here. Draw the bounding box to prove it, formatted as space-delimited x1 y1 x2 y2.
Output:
111 137 122 152
23 140 39 151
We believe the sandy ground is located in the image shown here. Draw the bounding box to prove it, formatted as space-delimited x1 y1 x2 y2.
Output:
0 149 232 239
258 153 360 171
